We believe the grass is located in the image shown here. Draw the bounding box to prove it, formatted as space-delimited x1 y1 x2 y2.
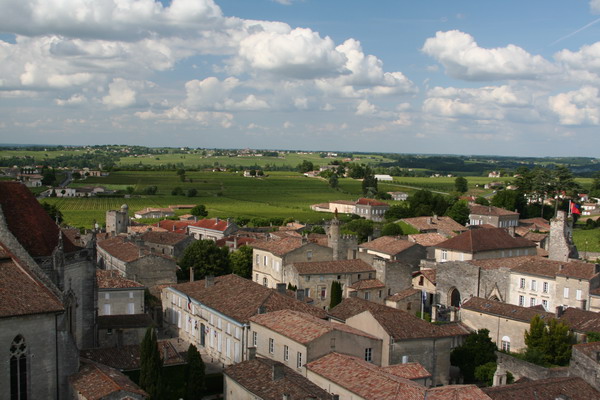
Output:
572 228 600 253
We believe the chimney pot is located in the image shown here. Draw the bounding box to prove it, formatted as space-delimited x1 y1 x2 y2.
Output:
205 275 215 288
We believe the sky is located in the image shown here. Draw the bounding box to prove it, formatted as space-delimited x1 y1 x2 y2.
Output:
1 0 600 157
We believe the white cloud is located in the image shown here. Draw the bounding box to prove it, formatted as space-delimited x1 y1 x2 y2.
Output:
422 30 556 81
356 100 377 116
591 0 600 14
102 78 144 109
548 86 600 125
136 106 233 127
55 93 87 106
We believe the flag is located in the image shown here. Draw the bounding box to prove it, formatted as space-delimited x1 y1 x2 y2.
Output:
571 202 581 215
421 290 427 304
187 294 192 310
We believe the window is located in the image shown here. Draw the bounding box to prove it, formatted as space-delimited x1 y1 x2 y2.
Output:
226 323 231 335
263 255 267 265
306 251 313 260
357 274 361 280
337 275 341 280
305 276 311 282
255 273 258 282
284 345 289 361
531 280 537 291
252 331 257 346
419 276 424 286
519 278 526 289
564 287 570 299
542 300 548 310
530 298 536 307
501 336 511 352
364 292 370 300
543 282 549 293
320 286 327 299
104 292 110 300
226 338 231 359
441 250 448 261
297 352 303 368
576 289 582 300
305 288 310 297
263 277 268 287
235 327 241 339
518 295 525 306
320 275 324 281
127 303 135 314
365 348 372 362
378 290 383 298
10 335 28 400
256 254 259 265
129 291 134 298
269 338 274 354
103 304 111 315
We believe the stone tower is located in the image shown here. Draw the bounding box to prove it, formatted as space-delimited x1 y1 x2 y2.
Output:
548 210 579 262
328 213 342 260
106 203 129 236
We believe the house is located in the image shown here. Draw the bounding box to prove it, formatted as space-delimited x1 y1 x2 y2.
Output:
69 359 148 400
484 376 600 400
97 236 178 288
326 200 357 214
468 205 520 228
288 259 376 308
434 228 537 263
97 314 154 348
582 202 600 216
388 191 408 201
354 198 389 222
251 236 333 289
187 218 238 241
408 233 448 259
328 297 470 385
97 269 145 316
249 309 383 374
384 288 424 313
223 356 334 400
374 174 393 181
401 216 468 238
17 173 43 187
161 274 327 366
133 207 175 219
460 297 553 353
138 230 194 258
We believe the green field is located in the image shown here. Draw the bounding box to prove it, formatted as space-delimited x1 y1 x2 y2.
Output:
572 228 600 253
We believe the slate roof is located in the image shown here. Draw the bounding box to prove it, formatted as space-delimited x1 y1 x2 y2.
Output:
461 297 553 323
401 216 467 236
435 228 536 253
329 297 470 340
359 236 416 255
224 357 334 400
349 278 386 290
469 205 519 217
483 376 600 400
140 231 189 246
0 243 64 318
292 259 374 275
96 270 144 289
250 309 379 344
0 181 79 257
97 314 154 329
69 359 148 400
168 274 327 324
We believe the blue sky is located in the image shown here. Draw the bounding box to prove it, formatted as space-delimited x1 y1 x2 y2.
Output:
1 0 600 157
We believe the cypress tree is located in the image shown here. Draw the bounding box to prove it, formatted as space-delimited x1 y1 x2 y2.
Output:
330 281 343 309
185 344 206 400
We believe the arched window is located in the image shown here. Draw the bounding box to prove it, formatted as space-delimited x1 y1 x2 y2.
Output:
501 336 511 352
10 335 28 400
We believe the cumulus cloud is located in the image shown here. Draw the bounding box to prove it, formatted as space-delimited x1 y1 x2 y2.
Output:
548 86 600 125
55 93 87 106
422 30 556 81
356 100 377 116
591 0 600 14
136 106 233 127
102 78 145 109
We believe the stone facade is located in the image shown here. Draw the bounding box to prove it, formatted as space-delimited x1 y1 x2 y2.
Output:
98 287 145 316
570 342 600 392
106 204 129 236
548 210 579 262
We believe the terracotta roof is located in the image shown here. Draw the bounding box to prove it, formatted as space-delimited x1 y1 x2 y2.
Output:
427 385 492 400
140 230 190 246
97 314 154 329
509 257 598 280
386 288 421 302
435 228 536 253
80 340 185 371
556 261 599 280
469 205 519 217
97 236 143 262
189 218 235 232
62 227 86 247
558 307 600 333
521 231 548 243
412 268 436 284
349 278 386 290
96 270 144 289
329 297 469 340
382 363 431 380
330 200 356 206
251 237 328 257
156 219 194 234
292 259 374 275
0 181 79 257
519 217 551 232
483 376 600 400
250 309 379 344
70 359 148 400
224 357 334 400
461 297 553 323
359 236 416 256
407 233 447 247
356 198 389 207
306 352 425 400
169 274 326 324
0 243 64 317
401 216 467 236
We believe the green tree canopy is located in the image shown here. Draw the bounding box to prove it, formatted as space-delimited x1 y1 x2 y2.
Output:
329 173 339 189
341 219 374 243
381 222 403 236
450 329 497 383
491 190 525 214
185 344 206 400
475 196 490 206
40 202 63 224
229 245 253 279
179 240 231 280
297 160 314 173
362 167 378 196
446 200 470 225
524 315 575 366
329 281 343 309
454 176 468 193
190 204 208 217
385 204 413 220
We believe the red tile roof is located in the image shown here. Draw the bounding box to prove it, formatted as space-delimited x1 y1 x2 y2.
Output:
427 385 493 400
401 216 467 236
572 341 600 361
356 198 389 207
508 257 598 280
80 340 185 371
156 219 194 234
169 274 327 324
292 259 374 275
251 237 328 257
70 359 148 400
558 307 600 333
519 217 551 232
386 288 421 302
461 297 553 323
407 233 447 247
250 309 379 344
469 205 519 217
97 236 143 262
412 268 436 284
189 218 234 232
0 181 79 257
359 236 416 255
0 242 64 317
436 228 536 253
96 270 144 289
349 278 386 290
140 230 190 246
382 363 431 380
483 376 600 400
224 357 334 400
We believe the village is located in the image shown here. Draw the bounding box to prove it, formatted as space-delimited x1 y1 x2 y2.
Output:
2 168 600 399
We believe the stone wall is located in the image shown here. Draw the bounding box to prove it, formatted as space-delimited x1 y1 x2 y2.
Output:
128 255 177 287
496 351 568 381
570 345 600 392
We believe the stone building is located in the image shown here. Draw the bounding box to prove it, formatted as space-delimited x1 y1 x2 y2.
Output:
569 342 600 392
69 359 147 400
187 218 239 241
401 216 468 238
97 269 145 316
468 205 520 228
137 230 193 259
548 210 579 262
106 204 130 236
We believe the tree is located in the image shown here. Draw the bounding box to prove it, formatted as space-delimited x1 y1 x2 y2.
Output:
40 202 63 224
385 204 413 220
524 315 546 350
297 160 314 173
179 240 231 280
185 344 206 400
41 170 57 186
491 190 525 214
329 173 339 189
450 329 497 383
474 362 497 387
524 315 574 366
475 196 490 206
454 176 468 193
142 185 158 195
446 200 470 225
341 219 374 243
187 188 198 197
381 222 403 236
329 281 343 309
229 245 253 279
190 204 208 217
139 328 164 399
362 167 378 196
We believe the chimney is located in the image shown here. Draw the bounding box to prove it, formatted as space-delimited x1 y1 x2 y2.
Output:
257 305 266 314
248 346 256 360
189 267 194 282
272 363 284 381
556 305 564 318
427 217 432 225
276 283 286 294
205 275 215 288
215 217 219 224
234 236 238 249
296 289 305 301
